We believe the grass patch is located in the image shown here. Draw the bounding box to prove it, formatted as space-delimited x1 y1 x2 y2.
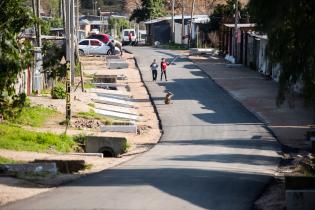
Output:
83 82 96 89
41 88 51 95
76 109 113 125
73 134 87 145
0 124 75 153
0 156 25 164
83 72 95 78
122 141 131 153
83 163 93 170
160 43 188 50
10 105 58 127
87 103 95 108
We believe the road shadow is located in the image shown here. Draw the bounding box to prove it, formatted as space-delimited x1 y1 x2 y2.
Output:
54 167 271 210
160 138 280 151
165 153 279 166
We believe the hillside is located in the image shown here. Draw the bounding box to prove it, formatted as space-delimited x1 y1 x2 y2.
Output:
124 0 249 16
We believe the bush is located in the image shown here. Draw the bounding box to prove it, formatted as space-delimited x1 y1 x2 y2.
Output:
51 86 66 99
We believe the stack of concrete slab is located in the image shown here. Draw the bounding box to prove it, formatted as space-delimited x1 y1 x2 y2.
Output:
92 82 128 89
91 88 130 97
93 74 117 83
107 58 128 69
95 109 139 121
92 96 134 108
95 104 138 116
90 88 140 133
100 124 137 133
190 48 219 55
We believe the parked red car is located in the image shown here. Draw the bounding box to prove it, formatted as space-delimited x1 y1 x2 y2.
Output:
87 34 111 44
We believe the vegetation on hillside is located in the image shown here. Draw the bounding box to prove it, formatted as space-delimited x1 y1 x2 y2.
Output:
130 0 166 22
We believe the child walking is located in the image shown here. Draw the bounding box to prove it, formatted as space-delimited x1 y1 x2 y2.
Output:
160 58 169 81
150 59 158 81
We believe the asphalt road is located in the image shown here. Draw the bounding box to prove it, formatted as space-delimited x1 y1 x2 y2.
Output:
2 47 281 210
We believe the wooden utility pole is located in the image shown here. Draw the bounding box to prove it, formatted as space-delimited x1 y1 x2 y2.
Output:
75 0 84 92
62 0 66 28
171 0 175 43
70 0 75 85
181 0 185 45
65 0 71 125
234 0 239 63
36 0 42 47
189 0 195 47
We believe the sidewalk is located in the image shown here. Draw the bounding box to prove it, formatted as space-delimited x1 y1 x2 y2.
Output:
190 55 313 150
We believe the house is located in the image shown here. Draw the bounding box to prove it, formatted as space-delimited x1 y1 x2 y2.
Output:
145 15 209 46
220 23 255 64
80 15 109 36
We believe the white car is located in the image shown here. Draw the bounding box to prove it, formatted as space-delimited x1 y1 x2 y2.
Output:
121 29 136 45
78 39 120 55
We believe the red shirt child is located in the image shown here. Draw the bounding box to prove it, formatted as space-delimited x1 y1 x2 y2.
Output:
160 58 169 81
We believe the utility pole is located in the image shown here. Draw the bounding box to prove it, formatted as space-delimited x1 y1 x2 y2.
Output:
70 0 75 85
181 0 185 45
234 0 239 63
189 0 195 47
62 0 65 28
32 0 42 94
36 0 42 47
171 0 175 43
65 0 71 125
76 0 80 39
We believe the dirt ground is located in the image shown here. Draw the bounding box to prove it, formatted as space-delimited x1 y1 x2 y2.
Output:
0 53 161 206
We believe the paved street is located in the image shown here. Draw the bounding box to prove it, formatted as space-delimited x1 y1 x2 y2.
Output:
2 47 281 210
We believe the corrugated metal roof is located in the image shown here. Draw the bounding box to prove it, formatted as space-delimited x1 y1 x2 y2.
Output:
145 15 209 24
224 23 256 28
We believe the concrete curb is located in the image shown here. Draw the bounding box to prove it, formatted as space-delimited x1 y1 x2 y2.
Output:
124 48 164 138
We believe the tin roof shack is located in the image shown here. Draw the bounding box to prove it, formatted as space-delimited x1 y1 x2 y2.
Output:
145 19 172 45
220 23 255 63
246 32 282 82
174 15 210 46
145 15 209 46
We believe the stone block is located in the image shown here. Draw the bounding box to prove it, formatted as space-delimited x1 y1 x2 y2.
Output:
93 75 117 83
107 60 128 69
0 163 57 177
34 159 85 174
85 136 127 157
100 125 137 133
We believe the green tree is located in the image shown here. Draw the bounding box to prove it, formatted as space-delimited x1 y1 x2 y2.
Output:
41 18 63 35
0 0 36 118
42 41 66 83
108 17 129 38
208 0 248 32
130 0 166 23
248 0 315 112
